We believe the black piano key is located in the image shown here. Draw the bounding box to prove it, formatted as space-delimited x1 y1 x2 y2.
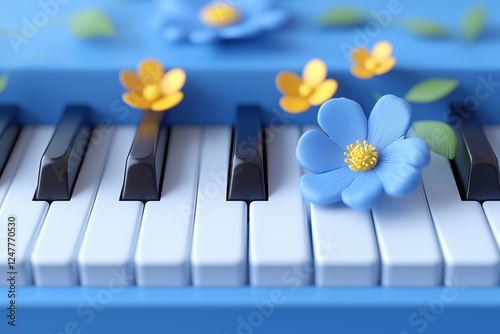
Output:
451 103 500 201
121 110 167 201
227 105 268 203
0 106 20 177
35 106 92 201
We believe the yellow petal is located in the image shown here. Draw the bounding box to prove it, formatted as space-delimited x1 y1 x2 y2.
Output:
279 95 310 114
351 48 370 65
160 68 186 95
373 57 396 75
372 41 393 62
302 58 327 88
299 83 313 97
364 58 377 72
350 65 374 79
138 59 164 86
120 70 142 91
122 92 151 110
275 71 302 95
151 92 184 112
308 79 338 106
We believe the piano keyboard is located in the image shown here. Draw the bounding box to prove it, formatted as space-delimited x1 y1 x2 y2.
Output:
1 122 500 288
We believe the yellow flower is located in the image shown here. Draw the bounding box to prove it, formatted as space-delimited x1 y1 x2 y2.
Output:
350 41 396 79
275 59 338 114
120 59 186 112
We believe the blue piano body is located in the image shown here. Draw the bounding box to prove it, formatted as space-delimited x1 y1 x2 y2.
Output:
1 0 500 333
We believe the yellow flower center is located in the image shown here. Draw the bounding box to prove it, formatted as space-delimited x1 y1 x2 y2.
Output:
143 84 161 102
364 58 377 72
299 83 313 98
199 1 241 27
344 140 379 171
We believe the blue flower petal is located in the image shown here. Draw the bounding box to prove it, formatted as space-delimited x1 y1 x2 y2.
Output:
368 95 412 151
218 22 261 39
255 9 288 30
300 167 355 205
379 137 430 168
318 98 368 150
296 130 347 173
375 162 421 198
162 25 188 42
341 171 384 210
157 0 286 44
189 28 218 44
374 137 430 197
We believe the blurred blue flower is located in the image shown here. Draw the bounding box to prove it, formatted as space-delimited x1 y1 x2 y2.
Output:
157 0 287 44
296 95 430 210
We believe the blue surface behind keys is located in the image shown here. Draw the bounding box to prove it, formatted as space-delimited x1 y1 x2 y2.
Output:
0 0 499 125
1 0 500 333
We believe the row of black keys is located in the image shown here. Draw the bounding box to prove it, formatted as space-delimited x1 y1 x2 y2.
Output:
0 104 499 203
0 105 267 203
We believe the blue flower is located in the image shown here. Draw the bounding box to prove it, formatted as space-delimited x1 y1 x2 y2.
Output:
296 95 430 210
157 0 287 44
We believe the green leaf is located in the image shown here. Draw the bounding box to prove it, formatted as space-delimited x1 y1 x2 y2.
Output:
404 79 459 103
461 5 486 41
413 121 457 159
371 91 382 101
317 7 367 27
70 9 115 38
0 74 8 94
404 19 450 38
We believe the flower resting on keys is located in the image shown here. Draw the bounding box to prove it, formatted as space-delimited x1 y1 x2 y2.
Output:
120 59 186 112
350 41 396 79
296 95 431 210
276 58 338 114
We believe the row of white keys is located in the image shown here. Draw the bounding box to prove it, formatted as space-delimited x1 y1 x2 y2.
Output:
482 126 500 252
77 126 144 286
250 127 312 286
135 126 202 286
31 128 114 285
191 126 247 286
0 126 55 286
421 152 500 286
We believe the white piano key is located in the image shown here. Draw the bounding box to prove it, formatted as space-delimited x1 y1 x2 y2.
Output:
0 126 54 286
311 203 379 286
191 127 247 286
31 128 114 286
77 126 143 286
135 126 201 286
482 126 500 250
421 152 500 286
372 185 443 286
0 127 32 208
250 127 312 286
